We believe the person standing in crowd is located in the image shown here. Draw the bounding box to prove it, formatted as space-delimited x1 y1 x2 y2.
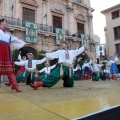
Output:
0 18 28 92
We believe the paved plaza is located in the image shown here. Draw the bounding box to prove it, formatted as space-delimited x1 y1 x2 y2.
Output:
0 79 120 120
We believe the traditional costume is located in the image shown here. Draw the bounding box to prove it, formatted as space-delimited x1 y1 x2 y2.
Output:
73 65 81 80
5 53 26 86
15 53 46 85
108 56 118 80
38 63 56 80
0 28 25 92
82 60 92 80
92 60 103 81
30 41 85 90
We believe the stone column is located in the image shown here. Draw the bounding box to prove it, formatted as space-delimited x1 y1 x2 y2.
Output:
66 0 74 35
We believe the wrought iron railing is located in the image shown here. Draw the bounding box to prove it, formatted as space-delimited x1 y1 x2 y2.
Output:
1 15 69 35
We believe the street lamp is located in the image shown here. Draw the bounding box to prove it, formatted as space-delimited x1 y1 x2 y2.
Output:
11 4 14 18
104 27 109 56
44 13 47 30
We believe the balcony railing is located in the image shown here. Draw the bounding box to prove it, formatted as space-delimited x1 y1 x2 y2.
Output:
1 15 69 36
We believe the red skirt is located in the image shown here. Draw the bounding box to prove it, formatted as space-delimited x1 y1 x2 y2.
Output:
0 43 15 75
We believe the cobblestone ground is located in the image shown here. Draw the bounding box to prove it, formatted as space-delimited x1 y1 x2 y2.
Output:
0 78 120 120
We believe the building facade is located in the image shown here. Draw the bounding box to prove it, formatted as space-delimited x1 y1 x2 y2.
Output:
101 4 120 66
96 44 106 63
0 0 95 59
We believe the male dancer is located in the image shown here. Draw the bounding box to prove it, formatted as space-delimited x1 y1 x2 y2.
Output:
15 53 46 85
30 41 87 90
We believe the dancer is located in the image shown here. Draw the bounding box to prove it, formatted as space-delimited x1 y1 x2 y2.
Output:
91 59 104 81
38 61 56 80
82 60 92 80
73 64 81 76
5 51 26 86
0 18 28 92
30 41 87 90
73 64 81 80
108 55 118 80
15 53 46 85
84 51 103 81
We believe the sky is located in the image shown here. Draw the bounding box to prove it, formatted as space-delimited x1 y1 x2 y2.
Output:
90 0 120 44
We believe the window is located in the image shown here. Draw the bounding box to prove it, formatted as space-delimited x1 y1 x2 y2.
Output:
53 16 62 33
112 10 119 19
99 46 102 51
76 0 82 3
22 8 35 24
115 44 120 57
114 26 120 40
100 52 102 57
77 23 84 38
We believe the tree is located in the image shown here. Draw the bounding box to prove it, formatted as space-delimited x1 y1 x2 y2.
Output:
12 49 20 72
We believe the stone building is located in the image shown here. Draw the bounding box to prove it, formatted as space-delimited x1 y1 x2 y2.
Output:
0 0 95 60
101 4 120 71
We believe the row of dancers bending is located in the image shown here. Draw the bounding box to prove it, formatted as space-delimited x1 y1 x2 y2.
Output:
4 45 119 91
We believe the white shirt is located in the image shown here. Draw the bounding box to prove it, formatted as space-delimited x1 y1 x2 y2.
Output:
103 69 109 73
18 53 22 61
73 66 81 72
39 64 56 74
0 29 25 49
92 63 103 72
15 58 46 71
108 60 116 66
46 47 84 64
82 60 92 69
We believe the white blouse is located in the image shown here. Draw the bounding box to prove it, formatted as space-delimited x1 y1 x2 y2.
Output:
0 29 25 49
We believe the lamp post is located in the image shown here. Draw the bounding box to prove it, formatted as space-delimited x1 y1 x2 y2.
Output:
104 27 109 56
44 13 47 30
11 4 14 18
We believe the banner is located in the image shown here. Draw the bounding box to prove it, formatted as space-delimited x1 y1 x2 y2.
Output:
56 28 65 44
26 22 38 43
81 34 89 48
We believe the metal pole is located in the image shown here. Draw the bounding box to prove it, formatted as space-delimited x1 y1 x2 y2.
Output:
11 4 14 18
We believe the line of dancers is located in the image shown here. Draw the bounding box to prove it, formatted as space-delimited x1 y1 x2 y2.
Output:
0 18 119 92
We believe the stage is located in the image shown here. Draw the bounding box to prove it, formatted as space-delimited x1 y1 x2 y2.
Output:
0 79 120 120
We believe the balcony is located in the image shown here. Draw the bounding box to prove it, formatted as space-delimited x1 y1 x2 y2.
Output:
73 0 89 8
1 15 69 36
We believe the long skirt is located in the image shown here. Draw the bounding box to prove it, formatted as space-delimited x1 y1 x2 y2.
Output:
0 43 14 75
110 63 118 75
39 66 75 88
